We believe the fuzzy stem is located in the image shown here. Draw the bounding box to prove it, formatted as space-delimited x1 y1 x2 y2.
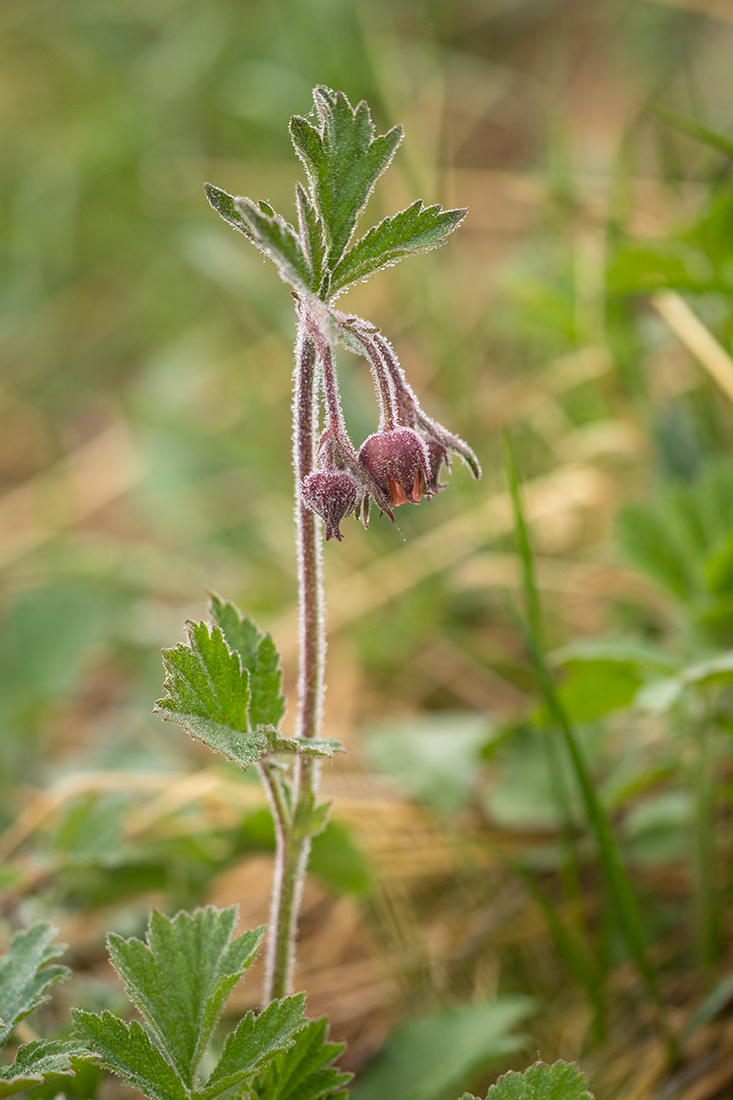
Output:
293 327 325 742
262 321 325 1004
321 343 346 431
353 330 398 429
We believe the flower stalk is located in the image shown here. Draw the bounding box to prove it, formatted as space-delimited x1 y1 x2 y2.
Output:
204 86 480 1005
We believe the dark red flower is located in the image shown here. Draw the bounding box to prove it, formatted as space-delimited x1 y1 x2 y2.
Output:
358 427 431 507
301 470 358 541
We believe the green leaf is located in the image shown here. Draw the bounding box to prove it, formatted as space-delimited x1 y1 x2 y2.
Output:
270 736 344 759
155 620 269 770
0 1040 92 1098
365 713 489 814
293 797 331 841
231 196 313 293
351 999 534 1100
72 1010 187 1100
555 660 642 722
204 184 256 240
249 1017 351 1100
330 201 466 296
209 594 286 731
290 87 403 271
485 1059 594 1099
308 821 371 897
0 923 70 1044
296 182 327 295
107 907 264 1088
196 995 307 1100
551 639 680 675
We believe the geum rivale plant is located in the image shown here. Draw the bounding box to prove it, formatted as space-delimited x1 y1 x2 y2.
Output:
164 83 481 1005
74 87 599 1100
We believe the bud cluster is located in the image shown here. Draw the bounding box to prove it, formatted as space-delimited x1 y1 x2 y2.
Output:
298 307 481 541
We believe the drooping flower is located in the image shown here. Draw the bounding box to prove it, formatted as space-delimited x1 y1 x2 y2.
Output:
358 427 431 507
301 470 359 541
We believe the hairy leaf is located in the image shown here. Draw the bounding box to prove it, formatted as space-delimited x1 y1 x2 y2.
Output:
155 620 270 769
209 595 286 730
290 86 403 270
270 736 344 759
107 907 264 1087
249 1017 351 1100
296 182 327 295
196 995 307 1100
232 196 313 293
485 1060 594 1099
0 1040 91 1098
72 1011 187 1100
330 201 466 296
204 184 256 240
0 923 69 1044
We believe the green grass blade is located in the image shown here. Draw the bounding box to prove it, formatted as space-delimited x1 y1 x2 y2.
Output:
502 438 664 1019
502 431 542 642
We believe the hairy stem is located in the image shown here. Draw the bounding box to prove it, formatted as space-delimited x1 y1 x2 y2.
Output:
352 329 397 429
262 321 325 1004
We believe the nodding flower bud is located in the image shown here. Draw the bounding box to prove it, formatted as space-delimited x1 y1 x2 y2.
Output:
301 470 358 541
358 427 431 507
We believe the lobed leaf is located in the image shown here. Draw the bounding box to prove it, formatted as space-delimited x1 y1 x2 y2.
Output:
0 923 70 1045
485 1059 594 1100
155 620 270 769
296 182 327 295
0 1040 92 1098
209 594 285 730
270 736 344 759
249 1016 351 1100
72 1011 187 1100
204 184 256 240
196 994 307 1100
330 201 466 296
232 196 313 293
107 907 264 1088
290 86 403 271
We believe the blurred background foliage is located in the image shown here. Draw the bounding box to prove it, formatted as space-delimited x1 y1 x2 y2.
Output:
5 0 733 1097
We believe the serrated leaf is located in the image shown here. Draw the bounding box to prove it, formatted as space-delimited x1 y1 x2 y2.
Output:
0 1040 92 1098
293 799 331 842
155 620 269 770
249 1017 351 1100
290 87 403 270
231 196 313 293
296 182 327 295
204 184 256 240
209 595 286 730
330 201 466 296
72 1011 187 1100
485 1059 594 1100
0 923 70 1045
197 995 307 1100
270 736 344 759
107 907 264 1088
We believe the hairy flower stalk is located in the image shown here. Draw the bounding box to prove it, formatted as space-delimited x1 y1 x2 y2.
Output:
203 86 480 1004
